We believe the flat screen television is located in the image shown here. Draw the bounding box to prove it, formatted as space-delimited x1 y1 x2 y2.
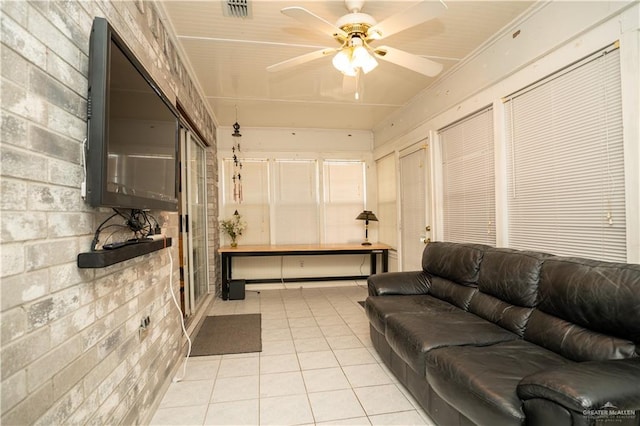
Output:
86 17 179 211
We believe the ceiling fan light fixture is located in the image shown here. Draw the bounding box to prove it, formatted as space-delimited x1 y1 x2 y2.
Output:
332 39 377 75
352 45 377 73
332 49 352 73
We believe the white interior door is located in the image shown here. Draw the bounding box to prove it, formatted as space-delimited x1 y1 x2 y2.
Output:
399 141 431 271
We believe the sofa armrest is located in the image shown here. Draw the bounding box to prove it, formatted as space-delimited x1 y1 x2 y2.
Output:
517 358 640 412
367 271 430 296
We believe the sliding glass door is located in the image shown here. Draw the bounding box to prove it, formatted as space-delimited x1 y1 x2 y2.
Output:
180 127 209 316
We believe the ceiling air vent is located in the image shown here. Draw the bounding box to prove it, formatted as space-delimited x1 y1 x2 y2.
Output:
223 0 250 18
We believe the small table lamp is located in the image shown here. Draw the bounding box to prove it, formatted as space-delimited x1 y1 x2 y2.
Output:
356 210 378 246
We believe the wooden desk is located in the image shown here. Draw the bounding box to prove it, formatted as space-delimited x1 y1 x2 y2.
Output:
218 243 391 300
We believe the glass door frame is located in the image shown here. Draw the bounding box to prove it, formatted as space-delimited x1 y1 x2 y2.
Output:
179 125 210 317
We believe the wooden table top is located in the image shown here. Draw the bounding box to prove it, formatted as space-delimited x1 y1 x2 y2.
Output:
218 243 393 253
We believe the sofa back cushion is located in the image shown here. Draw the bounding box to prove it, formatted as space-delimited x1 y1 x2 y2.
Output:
477 248 548 307
429 277 478 311
422 242 489 285
468 248 549 335
525 256 640 360
469 293 533 336
524 310 637 361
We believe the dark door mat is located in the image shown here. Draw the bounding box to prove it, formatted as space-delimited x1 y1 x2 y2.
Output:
190 314 262 357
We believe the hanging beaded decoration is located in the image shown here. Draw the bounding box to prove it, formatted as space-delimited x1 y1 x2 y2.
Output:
231 120 243 203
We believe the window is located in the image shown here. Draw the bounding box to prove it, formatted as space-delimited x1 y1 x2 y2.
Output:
323 160 365 244
440 108 496 245
376 154 397 247
272 159 319 244
221 157 368 246
504 45 625 261
221 159 270 244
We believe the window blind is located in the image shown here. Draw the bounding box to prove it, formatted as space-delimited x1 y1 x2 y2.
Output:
323 160 365 244
376 154 398 248
273 159 319 244
504 45 626 261
440 108 496 245
221 159 270 244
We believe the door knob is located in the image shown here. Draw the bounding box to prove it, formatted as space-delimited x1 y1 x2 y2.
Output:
425 226 431 232
424 238 431 245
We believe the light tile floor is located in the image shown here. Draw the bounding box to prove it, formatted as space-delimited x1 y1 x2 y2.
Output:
150 282 436 426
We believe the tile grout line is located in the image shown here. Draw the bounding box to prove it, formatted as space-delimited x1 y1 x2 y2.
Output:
300 289 318 426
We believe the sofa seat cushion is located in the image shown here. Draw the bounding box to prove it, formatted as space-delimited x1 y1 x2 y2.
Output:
365 295 459 333
425 340 573 426
385 311 519 376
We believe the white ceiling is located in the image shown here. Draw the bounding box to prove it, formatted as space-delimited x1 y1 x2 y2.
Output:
160 0 534 131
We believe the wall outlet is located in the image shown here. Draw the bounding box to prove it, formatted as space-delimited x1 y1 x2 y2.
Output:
139 327 148 342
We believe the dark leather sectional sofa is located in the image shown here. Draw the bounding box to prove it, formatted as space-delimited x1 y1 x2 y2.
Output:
365 241 640 426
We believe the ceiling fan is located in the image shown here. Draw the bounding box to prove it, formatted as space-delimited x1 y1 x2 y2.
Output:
267 0 447 91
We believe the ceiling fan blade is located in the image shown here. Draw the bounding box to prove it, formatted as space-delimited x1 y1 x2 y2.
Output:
374 46 443 77
367 0 447 40
281 7 348 40
267 48 337 73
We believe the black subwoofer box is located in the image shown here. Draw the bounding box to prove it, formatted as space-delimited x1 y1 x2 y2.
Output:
228 279 246 300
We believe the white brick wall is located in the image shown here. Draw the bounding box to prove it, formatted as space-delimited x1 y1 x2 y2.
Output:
0 0 218 423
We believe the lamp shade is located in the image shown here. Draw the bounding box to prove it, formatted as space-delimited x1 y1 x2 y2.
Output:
332 49 351 73
356 210 378 222
332 34 378 77
352 46 378 74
